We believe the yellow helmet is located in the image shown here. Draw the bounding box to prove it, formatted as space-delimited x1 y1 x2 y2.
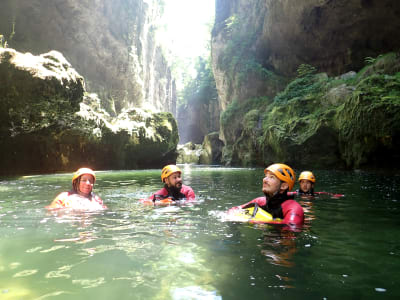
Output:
72 167 96 183
298 171 316 183
264 163 296 191
161 165 181 182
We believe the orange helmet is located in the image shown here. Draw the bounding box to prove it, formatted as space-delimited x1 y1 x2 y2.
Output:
161 165 181 182
72 167 96 183
299 171 316 183
264 163 296 191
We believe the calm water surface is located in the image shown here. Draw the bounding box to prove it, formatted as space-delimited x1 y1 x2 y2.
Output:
0 165 399 299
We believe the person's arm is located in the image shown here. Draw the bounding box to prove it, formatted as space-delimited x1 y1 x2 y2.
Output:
314 191 344 198
139 188 169 204
182 185 196 201
229 197 267 211
281 200 304 226
93 194 107 209
46 192 69 209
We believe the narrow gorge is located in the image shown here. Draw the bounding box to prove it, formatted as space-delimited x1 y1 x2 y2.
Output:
1 0 399 175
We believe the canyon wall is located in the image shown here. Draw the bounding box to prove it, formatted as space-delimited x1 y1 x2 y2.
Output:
0 0 176 115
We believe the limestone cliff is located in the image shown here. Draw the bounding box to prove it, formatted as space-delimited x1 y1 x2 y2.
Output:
0 0 176 115
0 48 178 175
211 0 400 169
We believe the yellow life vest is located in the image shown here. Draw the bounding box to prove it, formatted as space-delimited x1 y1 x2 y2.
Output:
230 205 282 223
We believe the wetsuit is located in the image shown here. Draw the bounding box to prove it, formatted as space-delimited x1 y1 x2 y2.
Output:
150 184 196 202
235 192 304 226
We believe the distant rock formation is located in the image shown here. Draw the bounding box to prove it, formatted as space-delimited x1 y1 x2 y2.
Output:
0 48 178 175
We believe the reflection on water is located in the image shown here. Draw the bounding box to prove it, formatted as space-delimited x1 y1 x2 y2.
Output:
0 166 399 299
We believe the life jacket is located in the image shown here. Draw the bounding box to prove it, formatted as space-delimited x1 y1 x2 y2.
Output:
50 190 105 209
151 184 195 202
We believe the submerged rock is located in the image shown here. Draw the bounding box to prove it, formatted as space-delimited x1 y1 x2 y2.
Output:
0 48 178 175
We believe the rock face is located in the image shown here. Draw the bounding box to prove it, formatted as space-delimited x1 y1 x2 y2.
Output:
0 0 176 115
177 100 220 144
219 53 400 169
176 142 203 164
199 132 224 165
211 0 400 169
0 48 178 175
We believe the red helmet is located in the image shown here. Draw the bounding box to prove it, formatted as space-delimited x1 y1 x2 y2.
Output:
264 163 296 191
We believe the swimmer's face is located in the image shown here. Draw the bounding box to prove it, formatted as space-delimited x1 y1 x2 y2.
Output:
262 171 287 196
299 179 313 193
78 174 94 196
165 172 182 190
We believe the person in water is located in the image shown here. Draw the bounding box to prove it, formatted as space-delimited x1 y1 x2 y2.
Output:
47 167 106 210
149 164 196 202
289 171 344 198
229 163 304 226
295 171 316 196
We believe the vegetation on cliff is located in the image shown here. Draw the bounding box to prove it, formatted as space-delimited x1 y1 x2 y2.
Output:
220 53 400 169
0 48 178 175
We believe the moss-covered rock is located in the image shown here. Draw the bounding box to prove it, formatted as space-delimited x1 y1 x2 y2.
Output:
0 48 178 175
335 69 400 168
199 132 224 165
220 53 400 169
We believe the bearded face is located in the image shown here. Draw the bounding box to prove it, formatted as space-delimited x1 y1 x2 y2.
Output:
164 172 182 190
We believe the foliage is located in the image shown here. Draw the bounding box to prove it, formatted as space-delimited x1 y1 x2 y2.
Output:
364 54 383 65
354 72 400 103
220 96 268 128
274 66 328 104
218 14 274 83
180 56 218 106
297 64 317 77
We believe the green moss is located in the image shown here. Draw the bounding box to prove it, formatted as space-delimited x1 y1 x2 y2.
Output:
273 71 329 104
220 96 268 129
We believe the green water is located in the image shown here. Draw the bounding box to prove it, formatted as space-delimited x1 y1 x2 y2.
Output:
0 166 399 299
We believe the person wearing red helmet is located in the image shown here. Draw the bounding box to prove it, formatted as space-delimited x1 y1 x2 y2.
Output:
47 167 106 210
229 163 304 226
147 165 195 203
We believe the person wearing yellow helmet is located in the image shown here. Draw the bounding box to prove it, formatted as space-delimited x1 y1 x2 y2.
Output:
46 167 106 210
297 171 316 196
146 164 195 204
288 170 344 198
228 163 304 226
